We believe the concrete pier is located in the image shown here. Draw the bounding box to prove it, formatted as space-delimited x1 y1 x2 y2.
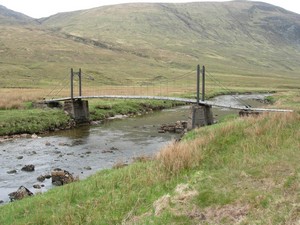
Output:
188 105 214 130
64 100 89 123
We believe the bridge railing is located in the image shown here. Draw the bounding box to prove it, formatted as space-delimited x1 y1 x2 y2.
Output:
44 68 200 100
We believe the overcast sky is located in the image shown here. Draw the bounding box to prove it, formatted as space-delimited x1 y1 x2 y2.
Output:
0 0 299 18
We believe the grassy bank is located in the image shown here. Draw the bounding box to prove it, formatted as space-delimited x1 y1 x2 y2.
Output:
0 99 185 136
0 92 299 224
0 109 71 136
89 99 185 121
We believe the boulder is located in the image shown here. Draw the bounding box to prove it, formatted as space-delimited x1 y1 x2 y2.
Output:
159 121 187 133
9 186 33 201
21 164 35 172
31 134 38 139
51 168 75 186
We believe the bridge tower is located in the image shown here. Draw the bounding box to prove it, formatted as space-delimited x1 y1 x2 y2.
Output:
188 65 214 130
64 68 90 123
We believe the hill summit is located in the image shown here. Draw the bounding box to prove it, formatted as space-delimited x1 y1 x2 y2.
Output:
0 5 36 25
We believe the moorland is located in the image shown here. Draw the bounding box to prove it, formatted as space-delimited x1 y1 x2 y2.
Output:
0 1 299 224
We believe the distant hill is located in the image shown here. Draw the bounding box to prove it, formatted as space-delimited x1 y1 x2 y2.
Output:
0 5 37 25
0 2 299 90
41 2 300 47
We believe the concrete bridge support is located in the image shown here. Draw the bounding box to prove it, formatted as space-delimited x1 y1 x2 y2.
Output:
64 100 89 123
188 104 214 130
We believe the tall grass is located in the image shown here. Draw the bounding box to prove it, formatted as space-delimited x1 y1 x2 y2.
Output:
0 88 42 109
157 112 299 175
156 133 214 174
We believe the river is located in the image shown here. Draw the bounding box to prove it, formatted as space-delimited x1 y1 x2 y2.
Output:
0 94 269 204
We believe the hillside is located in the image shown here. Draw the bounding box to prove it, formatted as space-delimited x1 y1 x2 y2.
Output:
40 1 300 75
0 2 300 93
0 6 154 89
42 2 300 49
0 5 36 25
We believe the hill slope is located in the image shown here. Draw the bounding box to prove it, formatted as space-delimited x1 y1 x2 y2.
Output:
41 1 300 74
0 2 300 92
0 5 36 25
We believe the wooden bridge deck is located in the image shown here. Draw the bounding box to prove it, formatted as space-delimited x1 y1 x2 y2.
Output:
43 95 293 112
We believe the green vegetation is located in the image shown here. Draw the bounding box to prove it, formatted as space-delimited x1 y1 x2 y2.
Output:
89 99 185 121
1 1 299 110
0 108 70 136
0 99 184 136
0 2 300 93
0 93 299 224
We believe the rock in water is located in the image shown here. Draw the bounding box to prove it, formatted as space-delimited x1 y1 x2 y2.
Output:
21 164 35 172
37 175 46 182
84 166 92 170
7 169 17 174
51 168 75 186
33 184 41 189
159 120 187 133
9 186 33 201
31 134 38 139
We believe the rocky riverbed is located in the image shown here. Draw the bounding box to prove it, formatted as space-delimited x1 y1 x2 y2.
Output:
0 107 187 204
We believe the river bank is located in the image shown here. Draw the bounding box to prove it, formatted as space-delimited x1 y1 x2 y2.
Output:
0 104 298 224
0 104 190 204
0 99 186 139
0 91 275 139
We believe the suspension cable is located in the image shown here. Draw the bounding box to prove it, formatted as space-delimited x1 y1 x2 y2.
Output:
52 80 71 99
206 70 251 108
44 74 69 99
158 69 195 84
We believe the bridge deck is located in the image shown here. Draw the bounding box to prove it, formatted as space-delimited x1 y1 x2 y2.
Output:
43 95 293 112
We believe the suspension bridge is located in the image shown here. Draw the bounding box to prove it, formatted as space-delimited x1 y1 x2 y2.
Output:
43 65 293 128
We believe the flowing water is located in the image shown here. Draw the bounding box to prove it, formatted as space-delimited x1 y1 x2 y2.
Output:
0 94 269 204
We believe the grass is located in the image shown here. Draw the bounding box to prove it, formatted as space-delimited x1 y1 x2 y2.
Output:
0 92 299 224
0 99 185 136
1 2 300 94
0 88 46 109
272 91 300 110
89 99 185 121
0 108 71 136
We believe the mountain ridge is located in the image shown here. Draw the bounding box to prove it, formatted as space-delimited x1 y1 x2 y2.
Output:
0 2 299 90
0 5 37 25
